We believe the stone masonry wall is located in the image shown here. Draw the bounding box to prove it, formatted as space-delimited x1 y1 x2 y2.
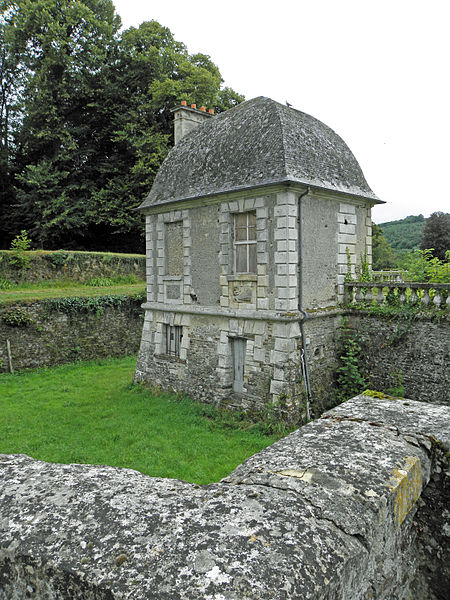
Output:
0 299 143 372
348 314 450 405
0 251 145 284
1 395 448 599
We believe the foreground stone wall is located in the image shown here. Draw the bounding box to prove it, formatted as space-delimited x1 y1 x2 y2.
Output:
348 314 450 405
0 298 143 372
1 395 448 599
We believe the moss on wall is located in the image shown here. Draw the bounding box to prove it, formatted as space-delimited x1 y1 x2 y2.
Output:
0 294 144 372
0 250 145 284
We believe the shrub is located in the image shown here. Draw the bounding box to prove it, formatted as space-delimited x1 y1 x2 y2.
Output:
400 249 450 283
335 328 365 402
9 230 32 271
2 307 33 327
0 278 13 290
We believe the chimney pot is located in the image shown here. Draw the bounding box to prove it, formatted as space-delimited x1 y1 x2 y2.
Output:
191 103 196 109
181 100 187 106
208 108 214 115
200 106 206 112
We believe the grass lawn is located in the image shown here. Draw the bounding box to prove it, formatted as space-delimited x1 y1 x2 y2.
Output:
0 356 284 484
0 280 145 305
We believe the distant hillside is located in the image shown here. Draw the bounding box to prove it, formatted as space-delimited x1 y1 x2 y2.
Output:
378 215 425 251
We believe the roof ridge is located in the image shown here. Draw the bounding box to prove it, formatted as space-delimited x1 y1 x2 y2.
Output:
274 101 291 182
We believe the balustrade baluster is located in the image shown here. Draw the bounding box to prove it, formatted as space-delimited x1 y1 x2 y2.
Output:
398 287 407 304
409 288 418 304
433 290 442 308
355 286 363 303
376 286 385 306
421 288 430 305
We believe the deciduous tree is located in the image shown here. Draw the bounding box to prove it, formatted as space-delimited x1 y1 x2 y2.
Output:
420 212 450 261
0 3 244 251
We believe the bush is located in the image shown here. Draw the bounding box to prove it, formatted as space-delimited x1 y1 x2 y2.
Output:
0 278 13 290
2 307 33 327
400 249 450 283
335 328 365 402
9 230 32 271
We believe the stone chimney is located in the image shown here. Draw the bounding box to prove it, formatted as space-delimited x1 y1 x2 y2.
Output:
171 101 214 144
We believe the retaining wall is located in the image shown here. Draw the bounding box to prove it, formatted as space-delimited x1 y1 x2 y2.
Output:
0 297 143 372
0 250 145 284
348 313 450 405
0 395 448 599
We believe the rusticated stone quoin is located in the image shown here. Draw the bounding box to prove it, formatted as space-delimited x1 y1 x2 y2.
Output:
0 395 449 599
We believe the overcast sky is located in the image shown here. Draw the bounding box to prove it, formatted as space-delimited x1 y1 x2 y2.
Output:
113 0 449 224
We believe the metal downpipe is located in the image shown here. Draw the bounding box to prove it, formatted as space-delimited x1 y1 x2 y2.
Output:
298 187 312 421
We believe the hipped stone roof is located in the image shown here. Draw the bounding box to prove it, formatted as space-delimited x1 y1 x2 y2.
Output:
139 96 380 210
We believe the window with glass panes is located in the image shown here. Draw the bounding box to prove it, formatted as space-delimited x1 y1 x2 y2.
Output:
234 212 257 273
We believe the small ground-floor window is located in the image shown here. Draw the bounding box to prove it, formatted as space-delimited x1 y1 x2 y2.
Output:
165 325 182 357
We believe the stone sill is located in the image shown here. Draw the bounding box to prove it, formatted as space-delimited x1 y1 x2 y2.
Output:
227 274 258 282
154 354 186 364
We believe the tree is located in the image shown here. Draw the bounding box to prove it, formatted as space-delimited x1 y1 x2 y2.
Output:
420 212 450 261
372 223 396 270
0 4 244 251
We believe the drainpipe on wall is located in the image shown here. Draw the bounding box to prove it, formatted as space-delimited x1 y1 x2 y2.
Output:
298 187 312 421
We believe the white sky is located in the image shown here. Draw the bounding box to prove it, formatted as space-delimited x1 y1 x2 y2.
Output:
113 0 449 223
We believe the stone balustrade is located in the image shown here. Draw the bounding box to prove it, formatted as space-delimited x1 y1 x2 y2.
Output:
344 281 450 309
371 270 404 283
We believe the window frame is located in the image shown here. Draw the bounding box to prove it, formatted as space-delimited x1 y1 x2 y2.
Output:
233 211 257 274
165 324 183 357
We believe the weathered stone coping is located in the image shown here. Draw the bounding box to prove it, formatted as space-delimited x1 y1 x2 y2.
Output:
141 301 344 321
1 395 449 599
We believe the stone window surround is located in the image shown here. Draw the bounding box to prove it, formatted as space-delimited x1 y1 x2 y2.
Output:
155 209 192 306
153 312 191 362
218 197 268 311
164 323 183 357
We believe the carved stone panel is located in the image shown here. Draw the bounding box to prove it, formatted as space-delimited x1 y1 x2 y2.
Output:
229 280 256 307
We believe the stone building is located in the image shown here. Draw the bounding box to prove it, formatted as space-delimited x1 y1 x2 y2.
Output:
135 97 381 417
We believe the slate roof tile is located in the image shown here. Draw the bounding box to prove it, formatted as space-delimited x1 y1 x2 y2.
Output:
139 96 379 210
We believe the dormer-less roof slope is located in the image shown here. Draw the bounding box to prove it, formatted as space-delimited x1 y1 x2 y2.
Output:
139 96 380 210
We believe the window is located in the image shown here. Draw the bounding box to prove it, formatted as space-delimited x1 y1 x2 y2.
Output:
165 325 182 357
234 212 256 273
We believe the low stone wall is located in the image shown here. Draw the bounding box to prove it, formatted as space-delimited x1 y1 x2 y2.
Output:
1 395 448 599
348 313 450 405
0 297 144 372
0 250 145 284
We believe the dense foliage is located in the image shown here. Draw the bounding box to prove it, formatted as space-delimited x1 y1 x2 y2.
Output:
378 214 425 251
398 248 450 283
420 212 450 261
371 223 396 270
0 0 243 252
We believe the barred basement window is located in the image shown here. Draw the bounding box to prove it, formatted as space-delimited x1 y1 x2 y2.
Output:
165 325 182 357
234 211 257 274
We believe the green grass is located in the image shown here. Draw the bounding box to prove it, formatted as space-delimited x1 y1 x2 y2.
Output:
0 282 146 305
0 356 283 484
